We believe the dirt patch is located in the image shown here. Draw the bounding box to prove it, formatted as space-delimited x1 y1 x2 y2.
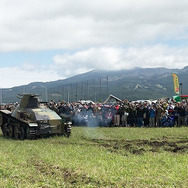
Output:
132 148 146 154
90 138 188 155
31 159 106 187
167 145 188 153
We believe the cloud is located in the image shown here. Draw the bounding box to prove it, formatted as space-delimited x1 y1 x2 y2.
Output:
0 0 188 88
1 45 188 88
1 0 188 51
0 64 62 88
53 45 188 76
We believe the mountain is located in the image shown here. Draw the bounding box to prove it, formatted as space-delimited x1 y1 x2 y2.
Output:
1 67 188 103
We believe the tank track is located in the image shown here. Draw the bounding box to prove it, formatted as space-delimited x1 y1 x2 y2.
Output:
0 111 36 140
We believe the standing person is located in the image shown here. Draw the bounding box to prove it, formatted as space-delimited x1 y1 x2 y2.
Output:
127 103 136 127
185 103 188 126
105 108 113 127
113 104 120 127
178 103 186 126
87 103 96 127
121 105 129 127
173 103 179 126
155 105 163 127
143 104 149 127
136 103 143 127
161 111 167 127
162 101 168 111
167 102 174 115
149 105 156 127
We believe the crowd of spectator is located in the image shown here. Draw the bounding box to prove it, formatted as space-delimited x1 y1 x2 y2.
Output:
1 98 188 127
49 98 188 127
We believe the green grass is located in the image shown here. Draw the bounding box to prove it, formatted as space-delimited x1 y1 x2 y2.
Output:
0 127 188 187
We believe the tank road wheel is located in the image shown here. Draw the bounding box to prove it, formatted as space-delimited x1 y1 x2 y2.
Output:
0 113 4 126
19 126 25 140
2 123 8 137
14 126 19 139
25 126 33 139
64 124 71 138
7 125 13 138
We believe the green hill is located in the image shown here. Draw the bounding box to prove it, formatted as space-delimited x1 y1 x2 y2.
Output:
1 67 188 103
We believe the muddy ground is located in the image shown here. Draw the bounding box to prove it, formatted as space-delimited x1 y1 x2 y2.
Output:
90 136 188 155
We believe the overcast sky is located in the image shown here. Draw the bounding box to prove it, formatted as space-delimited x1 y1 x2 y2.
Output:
1 0 188 88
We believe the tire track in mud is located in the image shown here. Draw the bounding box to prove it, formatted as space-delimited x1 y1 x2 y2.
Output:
49 137 188 155
90 138 188 155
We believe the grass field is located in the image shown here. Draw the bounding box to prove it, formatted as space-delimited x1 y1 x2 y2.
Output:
0 127 188 188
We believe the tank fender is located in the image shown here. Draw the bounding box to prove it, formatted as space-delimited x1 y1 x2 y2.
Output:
0 110 12 115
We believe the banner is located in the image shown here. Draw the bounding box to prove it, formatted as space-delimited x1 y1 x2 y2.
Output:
172 73 180 95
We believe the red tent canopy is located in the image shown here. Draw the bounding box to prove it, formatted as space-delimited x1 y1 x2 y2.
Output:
180 95 188 98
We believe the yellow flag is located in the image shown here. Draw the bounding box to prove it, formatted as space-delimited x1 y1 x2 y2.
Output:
172 73 180 94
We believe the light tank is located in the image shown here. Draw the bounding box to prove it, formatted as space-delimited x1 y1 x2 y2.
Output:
0 94 71 139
